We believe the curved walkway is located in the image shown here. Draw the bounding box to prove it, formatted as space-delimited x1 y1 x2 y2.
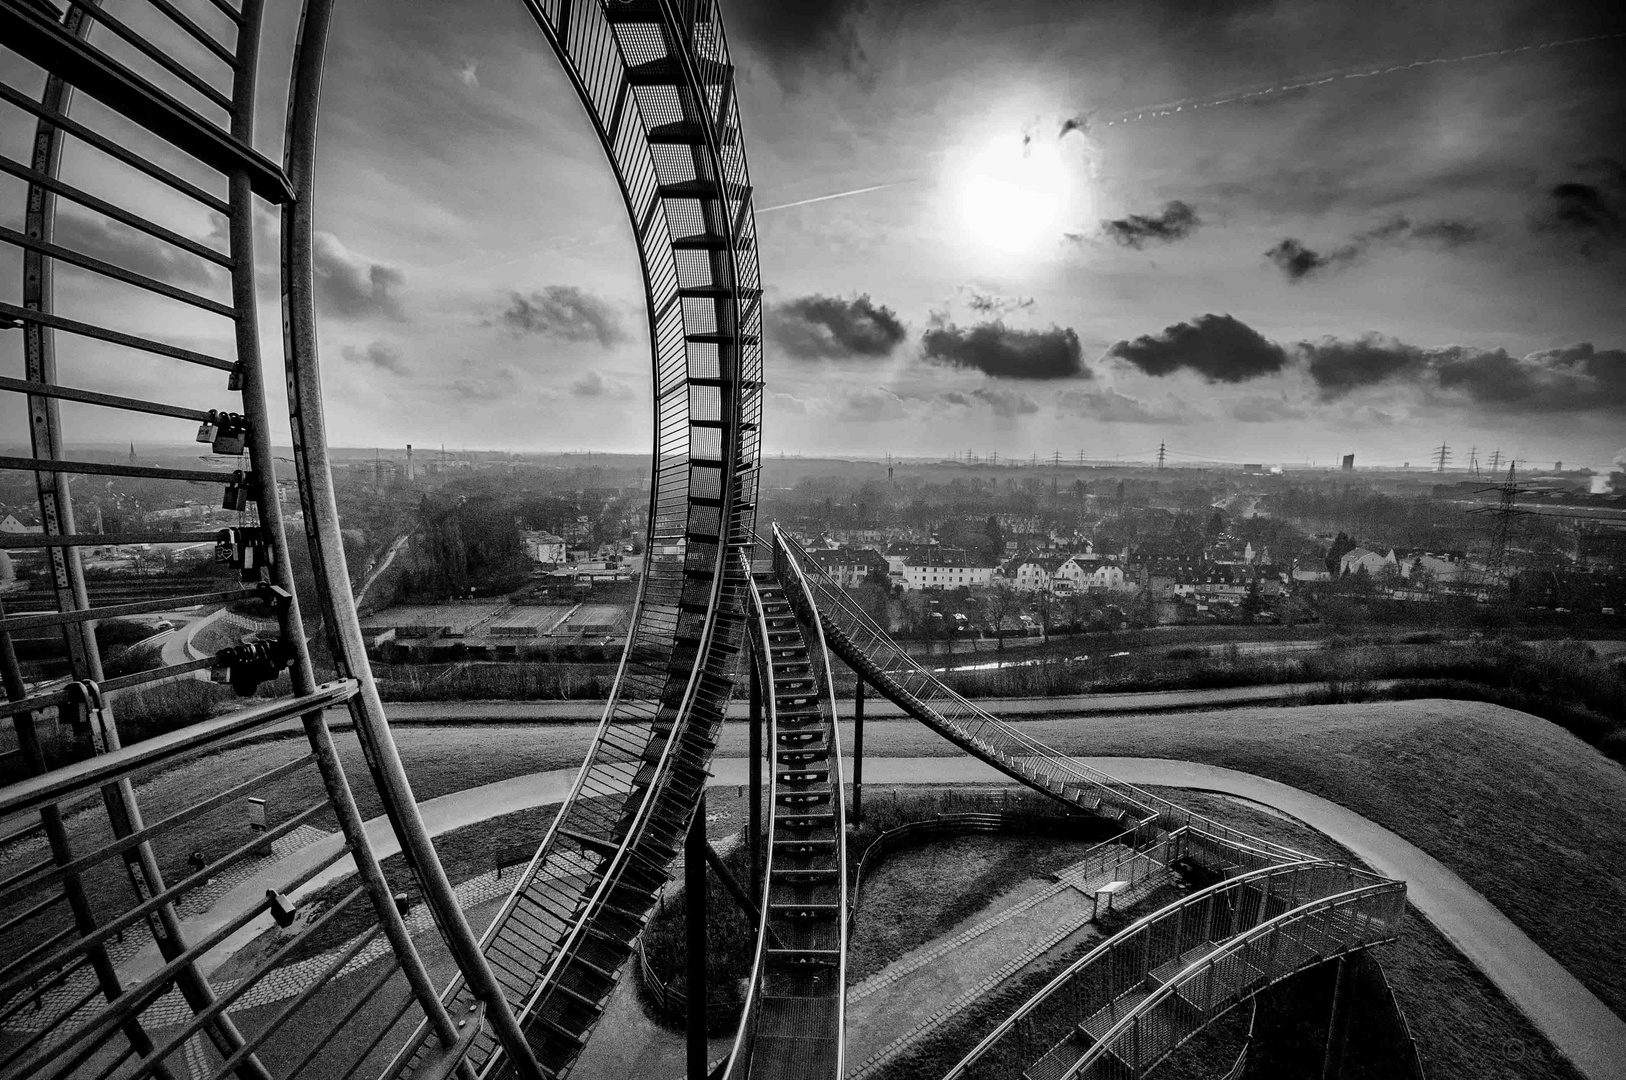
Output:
124 756 1626 1080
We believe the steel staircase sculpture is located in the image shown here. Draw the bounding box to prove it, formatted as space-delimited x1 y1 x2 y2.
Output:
723 548 849 1079
769 531 1408 1080
389 1 764 1077
1 1 1411 1077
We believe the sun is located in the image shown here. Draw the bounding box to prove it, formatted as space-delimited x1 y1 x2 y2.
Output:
954 133 1070 254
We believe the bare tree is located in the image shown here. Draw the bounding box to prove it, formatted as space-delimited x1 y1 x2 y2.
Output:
983 582 1016 652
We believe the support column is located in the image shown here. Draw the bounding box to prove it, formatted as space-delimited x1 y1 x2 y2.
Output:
687 791 709 1080
749 657 762 903
852 674 864 827
1321 956 1355 1080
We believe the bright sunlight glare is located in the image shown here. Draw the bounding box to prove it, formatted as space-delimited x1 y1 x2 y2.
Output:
954 134 1069 254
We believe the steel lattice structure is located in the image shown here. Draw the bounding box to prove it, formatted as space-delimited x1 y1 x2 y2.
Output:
0 2 1406 1078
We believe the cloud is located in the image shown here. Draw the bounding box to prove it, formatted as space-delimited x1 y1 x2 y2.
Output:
1530 163 1625 256
833 386 906 422
1108 314 1288 383
313 232 405 318
1059 114 1091 139
341 341 407 375
1297 334 1427 399
569 371 637 399
1230 396 1309 423
940 387 1040 418
921 321 1085 380
726 0 868 78
449 366 522 401
1296 336 1626 413
1100 201 1201 249
1057 388 1191 424
52 213 218 290
772 293 906 359
500 286 625 347
962 289 1035 316
1264 215 1483 281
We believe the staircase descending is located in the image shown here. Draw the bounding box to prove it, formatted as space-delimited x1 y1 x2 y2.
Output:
770 531 1301 863
723 561 847 1079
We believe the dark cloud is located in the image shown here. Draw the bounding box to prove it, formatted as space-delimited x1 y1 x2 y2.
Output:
501 286 624 348
921 321 1085 380
1100 201 1201 249
313 231 405 319
53 214 218 290
964 290 1034 316
1296 334 1427 399
1264 215 1483 281
940 387 1040 418
1109 314 1288 383
1296 336 1626 413
773 293 906 360
1531 163 1625 256
341 341 407 375
724 0 868 78
1059 114 1091 139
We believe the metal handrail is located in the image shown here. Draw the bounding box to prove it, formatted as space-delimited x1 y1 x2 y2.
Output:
1066 881 1407 1078
718 560 781 1078
941 857 1337 1080
772 526 849 1079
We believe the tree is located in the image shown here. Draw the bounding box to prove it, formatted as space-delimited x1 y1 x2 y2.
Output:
982 516 1005 564
1032 589 1055 642
1240 580 1264 623
983 582 1016 652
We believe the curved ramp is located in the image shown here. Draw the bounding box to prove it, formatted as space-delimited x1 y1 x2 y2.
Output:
723 556 848 1079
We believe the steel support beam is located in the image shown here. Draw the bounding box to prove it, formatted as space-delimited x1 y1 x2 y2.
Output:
687 791 709 1080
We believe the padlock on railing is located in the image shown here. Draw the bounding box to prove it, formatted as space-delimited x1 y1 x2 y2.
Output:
222 469 251 511
212 638 294 696
212 412 247 455
195 408 219 444
227 363 244 392
214 526 274 580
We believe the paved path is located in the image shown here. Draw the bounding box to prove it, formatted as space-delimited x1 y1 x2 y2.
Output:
301 681 1385 729
123 756 1626 1080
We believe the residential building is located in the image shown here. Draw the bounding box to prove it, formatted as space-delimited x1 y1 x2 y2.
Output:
522 531 567 564
899 551 995 591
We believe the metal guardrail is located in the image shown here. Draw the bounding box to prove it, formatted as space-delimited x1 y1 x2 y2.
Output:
1069 880 1407 1078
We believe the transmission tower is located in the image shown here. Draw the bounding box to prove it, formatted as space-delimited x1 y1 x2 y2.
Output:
1468 446 1478 476
1489 448 1502 474
1433 441 1451 473
1077 449 1084 466
1052 449 1061 468
1157 441 1166 471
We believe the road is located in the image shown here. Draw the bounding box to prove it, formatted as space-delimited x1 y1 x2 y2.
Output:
144 754 1626 1080
354 530 412 611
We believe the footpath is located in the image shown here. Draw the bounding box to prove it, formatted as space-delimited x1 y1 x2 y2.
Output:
87 755 1626 1080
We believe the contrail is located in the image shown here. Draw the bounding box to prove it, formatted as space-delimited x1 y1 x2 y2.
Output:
1092 30 1626 130
756 179 920 214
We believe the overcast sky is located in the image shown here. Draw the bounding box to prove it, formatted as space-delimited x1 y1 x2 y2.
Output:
2 0 1623 471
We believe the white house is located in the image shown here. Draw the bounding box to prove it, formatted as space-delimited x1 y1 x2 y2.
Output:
900 553 995 591
522 530 567 565
1339 547 1397 577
